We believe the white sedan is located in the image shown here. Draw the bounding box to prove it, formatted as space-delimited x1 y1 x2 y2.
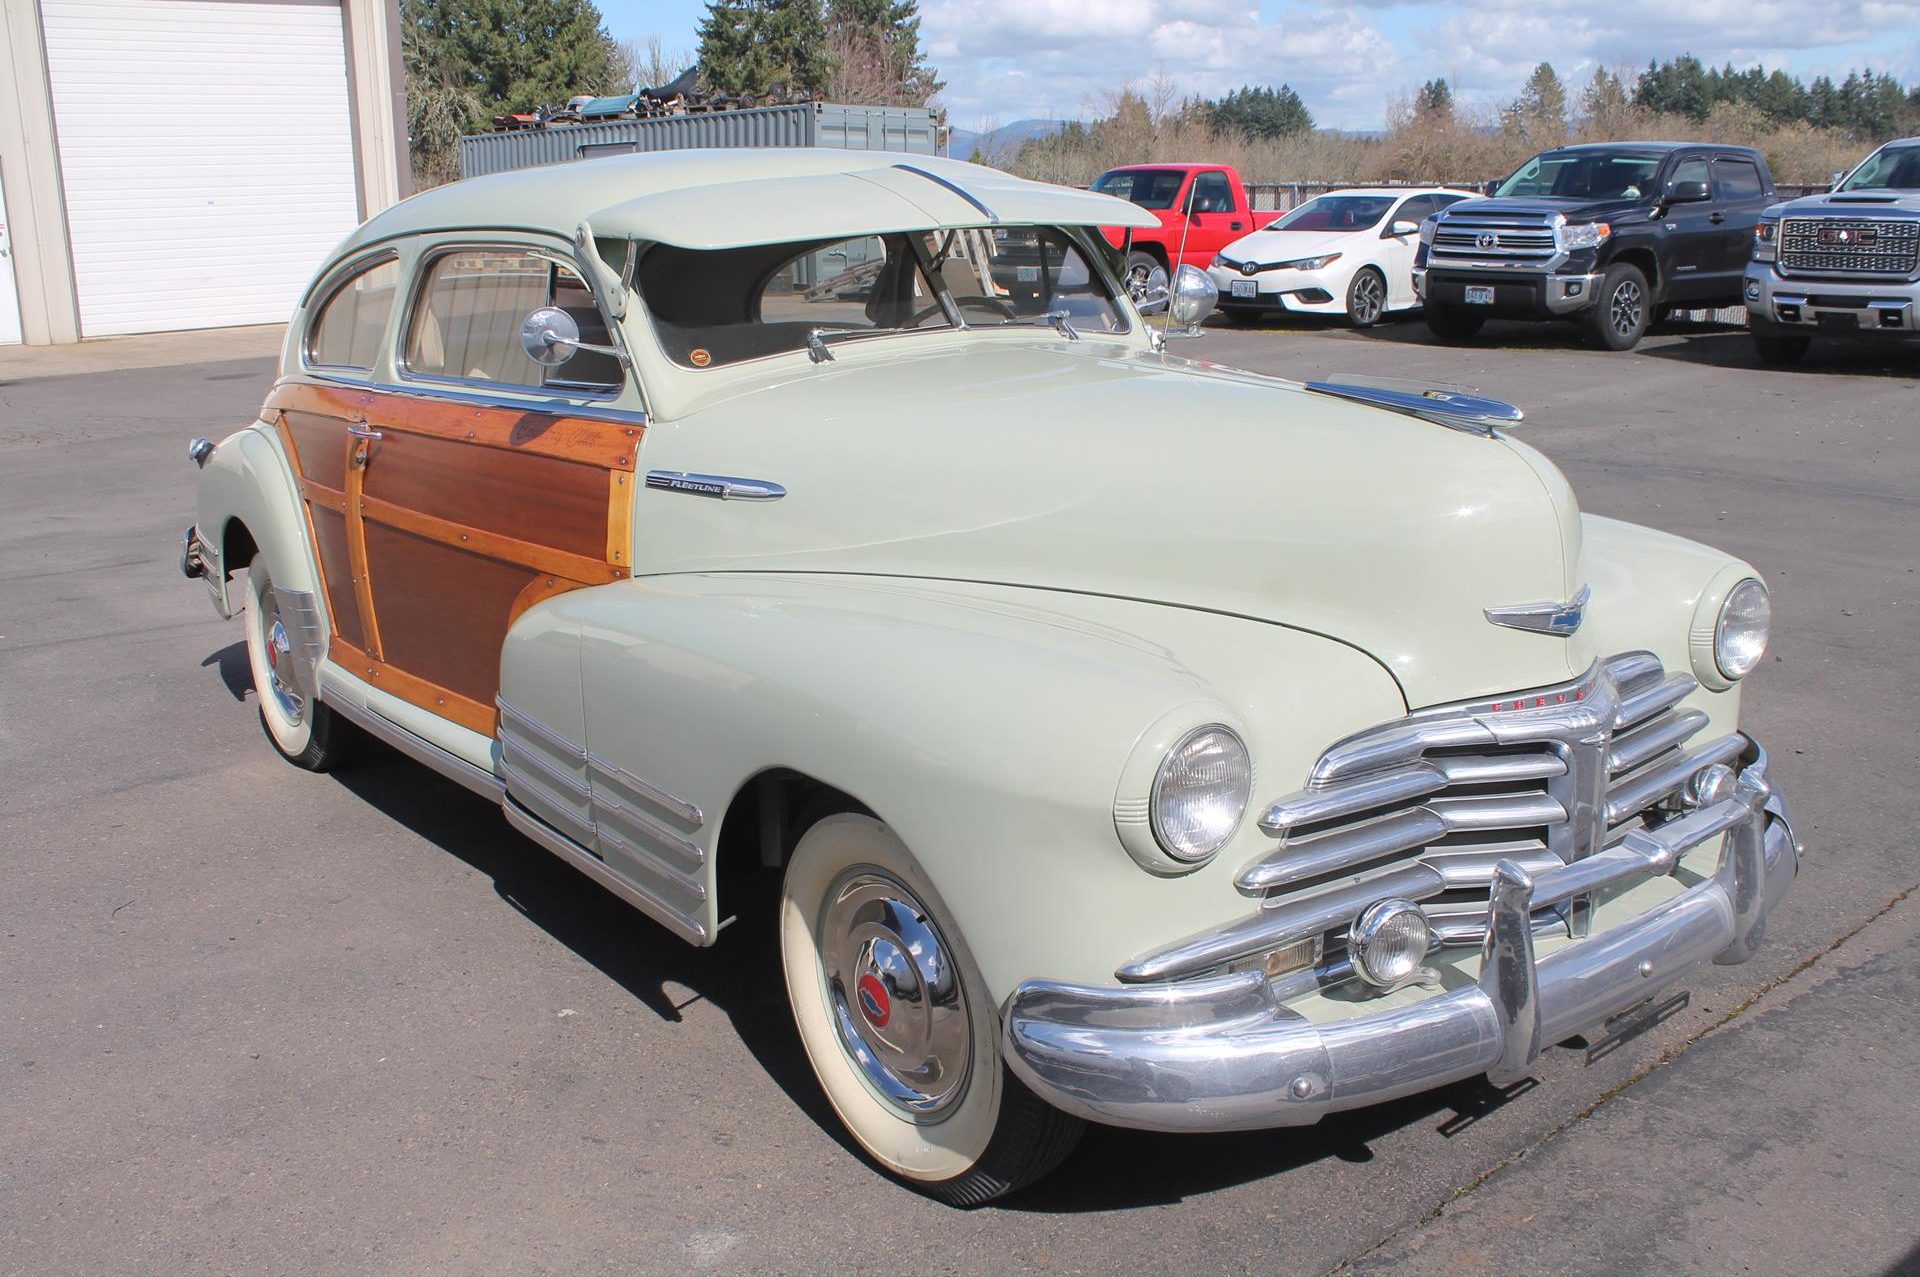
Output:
1209 187 1478 327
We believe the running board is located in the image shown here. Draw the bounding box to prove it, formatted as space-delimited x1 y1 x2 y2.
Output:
325 693 505 800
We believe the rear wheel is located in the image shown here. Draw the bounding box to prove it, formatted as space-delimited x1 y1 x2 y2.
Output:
1424 304 1485 341
1587 263 1651 350
1345 266 1387 328
1753 333 1811 366
243 557 354 771
779 813 1082 1205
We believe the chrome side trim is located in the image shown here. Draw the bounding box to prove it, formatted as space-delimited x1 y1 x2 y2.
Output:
1484 584 1591 637
643 470 787 502
504 799 709 945
269 586 326 699
325 694 506 800
1303 378 1525 436
586 753 704 826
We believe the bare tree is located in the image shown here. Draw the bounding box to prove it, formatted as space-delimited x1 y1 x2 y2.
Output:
611 34 692 92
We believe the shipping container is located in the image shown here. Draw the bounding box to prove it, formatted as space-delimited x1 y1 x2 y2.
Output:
459 102 939 179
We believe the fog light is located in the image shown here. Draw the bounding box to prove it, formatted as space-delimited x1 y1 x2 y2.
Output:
1687 763 1738 810
1349 900 1432 988
1746 280 1762 300
1565 280 1584 298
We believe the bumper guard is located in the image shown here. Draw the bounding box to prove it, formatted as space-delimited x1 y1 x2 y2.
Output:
1003 742 1797 1133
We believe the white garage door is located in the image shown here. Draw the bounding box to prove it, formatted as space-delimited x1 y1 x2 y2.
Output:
41 0 362 336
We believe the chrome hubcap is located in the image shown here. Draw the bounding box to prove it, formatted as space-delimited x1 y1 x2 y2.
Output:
259 597 304 724
1611 281 1644 336
821 871 971 1118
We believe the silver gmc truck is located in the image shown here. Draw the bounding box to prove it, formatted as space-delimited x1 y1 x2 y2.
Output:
1747 136 1920 364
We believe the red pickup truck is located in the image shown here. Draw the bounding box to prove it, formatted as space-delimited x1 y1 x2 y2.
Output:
1091 163 1284 286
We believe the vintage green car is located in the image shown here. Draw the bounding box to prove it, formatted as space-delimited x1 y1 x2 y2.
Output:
182 150 1798 1204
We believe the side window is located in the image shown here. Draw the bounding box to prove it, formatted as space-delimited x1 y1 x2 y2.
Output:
305 257 399 372
404 248 622 394
1670 157 1710 192
1396 195 1437 225
1715 158 1765 200
1190 172 1234 214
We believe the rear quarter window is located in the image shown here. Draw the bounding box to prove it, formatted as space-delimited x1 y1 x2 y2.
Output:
306 256 399 372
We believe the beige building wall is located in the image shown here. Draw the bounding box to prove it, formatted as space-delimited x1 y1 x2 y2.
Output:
0 0 409 346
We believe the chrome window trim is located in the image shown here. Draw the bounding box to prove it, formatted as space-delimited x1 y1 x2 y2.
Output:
296 370 651 429
396 239 633 401
300 249 402 378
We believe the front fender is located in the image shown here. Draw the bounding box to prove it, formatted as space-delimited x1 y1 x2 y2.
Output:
194 424 322 620
515 573 1403 998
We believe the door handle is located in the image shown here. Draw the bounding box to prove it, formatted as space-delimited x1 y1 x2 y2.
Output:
1709 212 1726 225
345 422 384 441
1230 221 1244 231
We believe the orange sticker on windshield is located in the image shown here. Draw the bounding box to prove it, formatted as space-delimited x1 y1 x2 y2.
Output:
689 348 712 367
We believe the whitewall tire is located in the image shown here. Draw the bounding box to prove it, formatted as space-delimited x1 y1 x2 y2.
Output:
779 812 1082 1204
243 557 352 771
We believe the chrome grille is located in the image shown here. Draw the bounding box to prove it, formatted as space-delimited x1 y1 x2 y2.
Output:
1780 217 1920 276
1119 653 1746 984
1429 210 1558 265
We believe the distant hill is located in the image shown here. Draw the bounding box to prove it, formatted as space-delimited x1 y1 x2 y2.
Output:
946 118 1067 161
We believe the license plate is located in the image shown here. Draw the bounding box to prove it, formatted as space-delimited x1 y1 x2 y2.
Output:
1465 285 1496 306
1230 278 1258 300
1816 311 1859 330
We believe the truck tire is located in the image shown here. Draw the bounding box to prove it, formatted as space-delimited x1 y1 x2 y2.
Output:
780 812 1083 1205
1424 305 1485 342
1126 251 1169 296
1753 333 1810 366
1588 263 1651 350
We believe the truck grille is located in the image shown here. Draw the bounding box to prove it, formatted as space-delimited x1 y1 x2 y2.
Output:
1780 217 1920 276
1429 210 1558 266
1117 652 1746 985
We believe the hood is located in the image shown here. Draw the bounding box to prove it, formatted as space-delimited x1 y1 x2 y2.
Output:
633 341 1592 709
1448 195 1650 222
1770 189 1920 215
1219 228 1354 264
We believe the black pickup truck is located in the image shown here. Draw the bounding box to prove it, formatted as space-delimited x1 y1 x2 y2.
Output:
1414 142 1776 350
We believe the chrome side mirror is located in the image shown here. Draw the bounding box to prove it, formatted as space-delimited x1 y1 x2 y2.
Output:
1166 264 1218 334
519 306 627 368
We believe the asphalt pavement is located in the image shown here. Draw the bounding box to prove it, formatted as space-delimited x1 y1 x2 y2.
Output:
2 315 1917 1276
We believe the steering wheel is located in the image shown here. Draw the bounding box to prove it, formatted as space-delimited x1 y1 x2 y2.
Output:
910 296 1019 325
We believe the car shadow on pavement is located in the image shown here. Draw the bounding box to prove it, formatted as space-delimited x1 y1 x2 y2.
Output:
1636 330 1920 377
202 641 251 702
319 727 1549 1209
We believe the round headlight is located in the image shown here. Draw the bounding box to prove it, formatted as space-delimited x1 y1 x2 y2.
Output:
1714 578 1771 681
1149 725 1250 862
1349 900 1432 987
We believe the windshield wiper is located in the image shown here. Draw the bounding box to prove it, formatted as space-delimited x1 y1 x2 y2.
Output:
994 309 1081 342
805 325 939 363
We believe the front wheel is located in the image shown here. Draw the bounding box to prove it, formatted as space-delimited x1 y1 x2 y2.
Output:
1345 266 1387 328
1424 304 1485 341
243 557 354 771
1587 263 1651 350
779 813 1083 1205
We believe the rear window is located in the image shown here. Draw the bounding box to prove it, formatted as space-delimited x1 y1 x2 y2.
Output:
305 256 398 372
1090 169 1186 210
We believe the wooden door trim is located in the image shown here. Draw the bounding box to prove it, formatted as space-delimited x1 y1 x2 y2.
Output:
343 434 383 658
266 381 645 471
328 638 495 736
358 491 625 584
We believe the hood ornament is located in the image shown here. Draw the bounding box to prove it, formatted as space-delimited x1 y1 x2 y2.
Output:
1485 585 1590 637
1304 376 1524 436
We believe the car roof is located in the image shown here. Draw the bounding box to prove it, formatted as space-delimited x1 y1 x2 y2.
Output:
1298 186 1472 198
340 149 1160 254
1540 141 1759 156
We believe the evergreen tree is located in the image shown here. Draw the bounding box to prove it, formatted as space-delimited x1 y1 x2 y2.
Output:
1635 54 1711 120
1207 84 1314 139
1503 62 1567 147
1415 78 1453 119
698 0 831 96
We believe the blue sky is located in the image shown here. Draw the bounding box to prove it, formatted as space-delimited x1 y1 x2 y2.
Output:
606 0 1920 131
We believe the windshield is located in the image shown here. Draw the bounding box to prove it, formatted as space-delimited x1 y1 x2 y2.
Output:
1090 169 1186 210
1495 149 1665 200
637 226 1126 368
1837 142 1920 192
1270 195 1397 232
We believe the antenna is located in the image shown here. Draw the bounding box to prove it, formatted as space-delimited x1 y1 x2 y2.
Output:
1163 172 1200 340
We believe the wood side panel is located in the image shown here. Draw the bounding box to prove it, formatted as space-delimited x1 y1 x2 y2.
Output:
328 638 496 737
361 522 540 715
308 505 364 650
282 412 349 489
344 437 382 658
359 428 612 561
264 381 645 470
358 493 618 584
607 470 633 571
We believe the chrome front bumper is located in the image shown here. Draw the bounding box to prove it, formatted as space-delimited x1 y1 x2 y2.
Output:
1745 265 1920 334
1003 741 1798 1133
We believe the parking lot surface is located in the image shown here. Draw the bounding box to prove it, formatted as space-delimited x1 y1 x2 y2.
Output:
3 318 1917 1275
